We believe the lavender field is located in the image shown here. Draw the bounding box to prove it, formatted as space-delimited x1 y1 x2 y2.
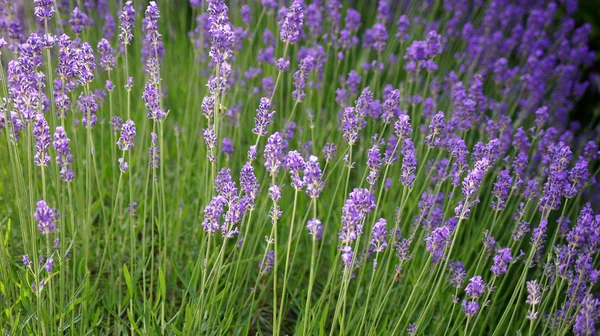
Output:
0 0 599 334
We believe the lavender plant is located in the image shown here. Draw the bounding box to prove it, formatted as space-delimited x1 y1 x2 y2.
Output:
0 0 599 335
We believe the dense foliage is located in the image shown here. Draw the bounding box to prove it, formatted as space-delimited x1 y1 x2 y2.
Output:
0 0 599 334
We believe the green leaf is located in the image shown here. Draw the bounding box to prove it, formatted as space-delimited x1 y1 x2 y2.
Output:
159 267 166 301
123 264 133 298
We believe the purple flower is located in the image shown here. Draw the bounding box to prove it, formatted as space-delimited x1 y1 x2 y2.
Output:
118 158 129 172
491 170 513 211
530 218 548 253
450 262 466 288
97 39 115 71
247 146 257 162
366 145 382 185
202 195 225 234
78 93 98 128
117 120 136 151
34 200 58 234
407 323 417 335
149 132 160 169
462 159 490 199
367 23 388 54
573 295 599 336
23 254 32 267
465 276 485 299
280 1 304 44
142 82 165 120
491 248 513 276
400 138 417 187
268 184 281 202
301 155 323 198
394 114 412 139
259 251 275 274
396 15 410 40
396 238 412 262
426 112 446 147
370 218 388 252
276 58 290 71
142 2 164 65
341 245 355 270
292 55 313 101
240 162 259 202
264 132 284 176
566 157 589 198
339 188 375 244
252 97 274 137
75 42 95 86
53 127 74 182
322 143 336 162
306 218 322 239
424 226 451 263
221 138 234 158
33 114 51 167
526 280 541 321
462 300 479 316
512 220 530 242
241 5 251 25
214 168 237 201
70 7 89 35
44 257 54 272
208 0 235 65
203 127 217 162
34 0 55 21
119 1 135 45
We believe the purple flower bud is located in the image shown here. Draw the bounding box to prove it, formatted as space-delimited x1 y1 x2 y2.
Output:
203 195 226 234
573 295 599 336
33 114 51 167
264 132 284 176
34 0 55 20
370 218 388 252
117 120 136 151
306 218 322 239
252 97 274 137
118 157 128 172
69 7 90 35
526 280 541 307
341 245 355 270
322 143 336 162
149 132 160 169
269 184 281 202
276 57 290 71
44 257 54 272
34 200 58 234
426 112 446 147
400 138 417 187
23 254 32 267
462 300 479 316
259 251 275 274
394 114 412 138
425 226 451 263
491 248 513 276
119 1 135 45
53 126 74 182
465 276 485 299
280 1 304 44
97 39 115 71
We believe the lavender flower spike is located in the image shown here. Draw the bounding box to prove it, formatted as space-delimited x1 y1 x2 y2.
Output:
34 200 58 234
119 1 136 45
53 127 74 182
280 1 304 44
117 120 136 151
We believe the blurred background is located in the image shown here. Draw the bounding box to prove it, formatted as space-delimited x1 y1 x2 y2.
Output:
573 0 600 128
